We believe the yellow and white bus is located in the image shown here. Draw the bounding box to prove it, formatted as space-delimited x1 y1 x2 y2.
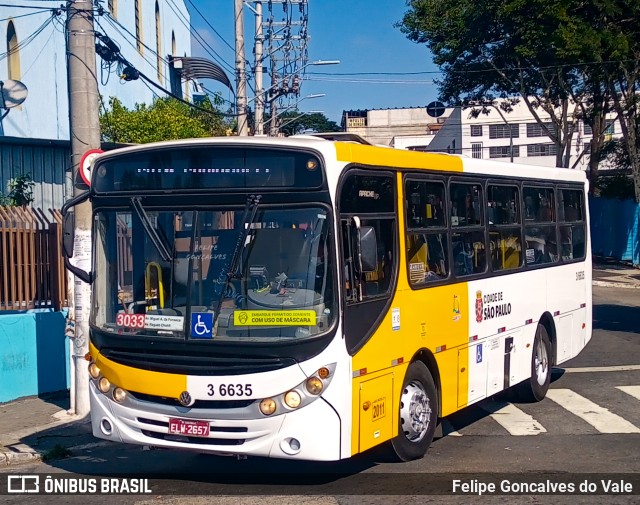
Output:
63 135 591 462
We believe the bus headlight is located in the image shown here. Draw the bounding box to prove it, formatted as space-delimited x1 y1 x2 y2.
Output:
305 377 323 395
258 363 336 416
284 391 302 409
98 377 111 393
112 387 127 403
260 398 277 416
88 363 100 379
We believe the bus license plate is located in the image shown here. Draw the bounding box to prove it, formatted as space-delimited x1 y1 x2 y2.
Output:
168 418 210 437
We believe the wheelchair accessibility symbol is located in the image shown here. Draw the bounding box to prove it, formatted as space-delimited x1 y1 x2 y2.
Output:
191 312 213 339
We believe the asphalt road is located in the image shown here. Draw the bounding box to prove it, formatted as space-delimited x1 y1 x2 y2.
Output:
2 285 639 504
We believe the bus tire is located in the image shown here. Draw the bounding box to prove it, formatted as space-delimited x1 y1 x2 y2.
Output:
389 361 438 462
515 324 551 402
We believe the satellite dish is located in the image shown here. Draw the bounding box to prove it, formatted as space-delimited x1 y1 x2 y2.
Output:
0 80 28 109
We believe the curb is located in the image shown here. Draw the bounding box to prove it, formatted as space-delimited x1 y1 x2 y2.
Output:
0 412 87 467
593 280 640 289
0 448 42 466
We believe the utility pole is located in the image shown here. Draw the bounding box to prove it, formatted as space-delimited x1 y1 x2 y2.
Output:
66 0 101 416
235 0 248 135
253 1 264 135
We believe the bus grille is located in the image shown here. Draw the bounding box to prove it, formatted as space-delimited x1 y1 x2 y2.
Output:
131 392 255 409
99 347 295 376
140 429 245 446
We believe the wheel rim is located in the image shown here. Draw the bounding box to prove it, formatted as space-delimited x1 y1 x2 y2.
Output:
399 381 431 442
534 335 549 386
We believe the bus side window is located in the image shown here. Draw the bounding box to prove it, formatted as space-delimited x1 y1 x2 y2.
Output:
341 217 396 302
487 185 523 271
523 186 558 265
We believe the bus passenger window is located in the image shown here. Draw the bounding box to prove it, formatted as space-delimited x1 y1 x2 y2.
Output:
450 183 482 227
558 188 586 261
523 186 558 265
488 185 522 271
452 231 486 277
407 233 449 285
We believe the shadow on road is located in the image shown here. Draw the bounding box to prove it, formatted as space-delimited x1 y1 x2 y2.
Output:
594 304 640 334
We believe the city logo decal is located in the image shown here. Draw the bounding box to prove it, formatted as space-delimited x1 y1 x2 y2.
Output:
475 291 483 322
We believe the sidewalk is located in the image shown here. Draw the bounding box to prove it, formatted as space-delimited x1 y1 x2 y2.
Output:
2 259 639 468
592 256 640 289
0 392 95 467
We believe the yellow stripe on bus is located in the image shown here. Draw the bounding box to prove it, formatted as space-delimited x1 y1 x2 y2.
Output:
334 142 464 172
348 174 470 455
90 342 187 398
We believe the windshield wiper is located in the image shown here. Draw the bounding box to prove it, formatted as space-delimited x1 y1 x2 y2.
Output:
130 196 172 262
212 194 261 324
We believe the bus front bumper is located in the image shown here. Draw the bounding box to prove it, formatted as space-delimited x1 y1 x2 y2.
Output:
88 381 342 461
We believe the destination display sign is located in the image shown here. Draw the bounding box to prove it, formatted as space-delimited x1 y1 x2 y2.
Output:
92 146 323 192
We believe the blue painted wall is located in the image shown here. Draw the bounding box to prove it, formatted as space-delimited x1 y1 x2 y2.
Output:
590 196 640 266
0 310 69 403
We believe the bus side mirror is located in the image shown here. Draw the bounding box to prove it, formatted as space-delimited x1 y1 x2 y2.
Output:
63 212 75 259
358 226 378 273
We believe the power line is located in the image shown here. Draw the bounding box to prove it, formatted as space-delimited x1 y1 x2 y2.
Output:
0 7 53 22
307 58 640 78
185 0 236 55
165 0 236 75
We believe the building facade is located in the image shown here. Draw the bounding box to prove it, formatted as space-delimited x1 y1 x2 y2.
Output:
343 100 623 172
0 0 192 208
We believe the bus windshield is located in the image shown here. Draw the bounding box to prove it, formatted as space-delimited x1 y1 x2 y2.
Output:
92 205 335 342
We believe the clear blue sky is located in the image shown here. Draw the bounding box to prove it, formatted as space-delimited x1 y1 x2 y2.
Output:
188 1 440 123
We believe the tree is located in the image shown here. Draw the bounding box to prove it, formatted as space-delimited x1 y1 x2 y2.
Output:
100 95 233 144
398 0 640 201
0 173 35 207
273 111 340 136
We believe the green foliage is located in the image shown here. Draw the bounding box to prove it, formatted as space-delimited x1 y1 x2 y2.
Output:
0 173 35 207
100 96 233 144
398 0 640 199
275 111 340 136
42 444 72 462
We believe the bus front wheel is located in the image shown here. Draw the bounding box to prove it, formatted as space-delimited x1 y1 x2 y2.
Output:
389 361 438 462
514 324 551 402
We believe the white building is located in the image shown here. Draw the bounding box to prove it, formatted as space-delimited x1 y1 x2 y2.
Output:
343 100 623 172
0 0 192 208
341 107 454 149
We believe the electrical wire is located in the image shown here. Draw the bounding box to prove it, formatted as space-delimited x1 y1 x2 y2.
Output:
165 0 236 74
0 10 58 62
184 0 235 55
0 7 53 22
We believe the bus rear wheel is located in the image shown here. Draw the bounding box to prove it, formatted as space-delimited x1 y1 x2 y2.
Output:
514 324 551 402
389 361 438 462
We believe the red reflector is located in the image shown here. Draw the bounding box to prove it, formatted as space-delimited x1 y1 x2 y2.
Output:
398 357 404 364
359 368 367 376
472 335 478 341
554 311 560 316
525 319 533 325
580 303 586 308
582 323 586 329
498 327 506 333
